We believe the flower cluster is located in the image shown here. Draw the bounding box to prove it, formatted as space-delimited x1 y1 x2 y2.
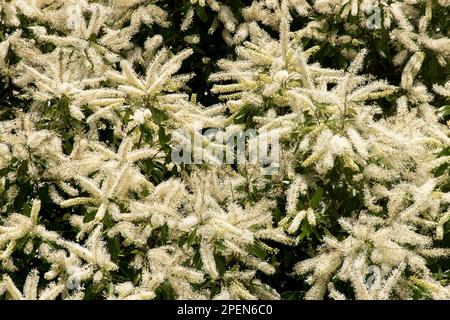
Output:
0 0 449 300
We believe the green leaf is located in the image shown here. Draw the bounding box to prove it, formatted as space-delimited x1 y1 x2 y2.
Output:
88 33 97 42
438 105 450 118
195 6 208 23
155 281 176 299
214 254 226 276
83 210 96 223
15 236 29 251
160 223 169 244
151 167 164 183
22 203 32 217
158 127 167 146
108 236 121 261
103 212 114 228
193 250 203 269
177 233 189 247
187 228 197 248
299 221 311 240
248 243 267 260
150 106 164 125
281 291 302 300
309 188 324 209
140 124 153 144
133 272 141 286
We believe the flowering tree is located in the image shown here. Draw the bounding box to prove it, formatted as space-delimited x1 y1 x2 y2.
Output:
0 0 449 300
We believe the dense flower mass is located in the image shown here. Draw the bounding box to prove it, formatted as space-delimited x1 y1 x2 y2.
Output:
0 0 449 300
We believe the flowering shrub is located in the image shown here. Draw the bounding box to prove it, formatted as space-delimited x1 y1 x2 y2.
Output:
0 0 449 300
